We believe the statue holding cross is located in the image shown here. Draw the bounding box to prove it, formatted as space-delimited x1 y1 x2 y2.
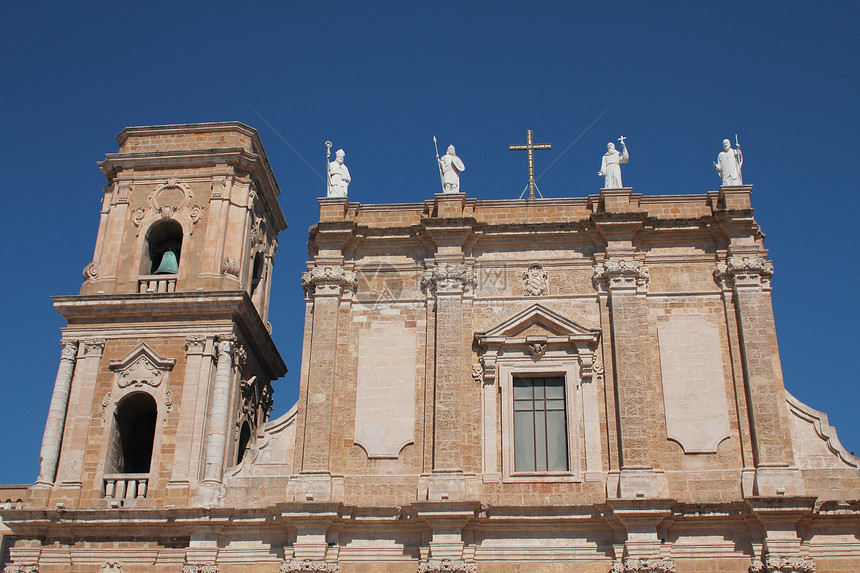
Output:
598 136 629 189
509 129 552 198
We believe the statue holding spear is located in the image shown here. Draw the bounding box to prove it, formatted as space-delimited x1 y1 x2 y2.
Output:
435 136 465 194
714 135 744 186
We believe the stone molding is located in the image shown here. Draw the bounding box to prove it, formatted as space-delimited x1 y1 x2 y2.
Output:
714 256 774 291
301 266 358 297
592 259 649 293
280 560 339 573
3 567 38 573
420 264 477 295
749 556 815 573
417 560 477 573
182 566 218 573
522 262 548 296
610 558 676 572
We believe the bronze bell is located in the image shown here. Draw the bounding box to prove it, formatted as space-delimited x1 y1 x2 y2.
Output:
153 250 179 275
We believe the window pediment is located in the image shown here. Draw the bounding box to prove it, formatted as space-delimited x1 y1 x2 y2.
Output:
109 342 176 389
475 303 600 350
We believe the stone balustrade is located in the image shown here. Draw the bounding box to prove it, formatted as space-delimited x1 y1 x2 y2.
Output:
103 473 149 500
138 274 177 293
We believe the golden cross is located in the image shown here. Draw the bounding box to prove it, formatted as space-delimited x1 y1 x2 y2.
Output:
509 129 552 198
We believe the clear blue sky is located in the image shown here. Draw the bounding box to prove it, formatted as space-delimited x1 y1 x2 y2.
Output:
1 2 858 483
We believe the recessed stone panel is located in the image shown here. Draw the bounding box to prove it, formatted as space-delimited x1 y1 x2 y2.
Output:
354 324 416 458
658 315 731 454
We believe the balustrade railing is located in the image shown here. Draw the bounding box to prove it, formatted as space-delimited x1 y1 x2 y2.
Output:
103 473 149 500
138 274 177 293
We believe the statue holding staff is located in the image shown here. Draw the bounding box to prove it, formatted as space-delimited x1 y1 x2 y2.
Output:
326 144 350 198
598 136 629 189
714 137 743 186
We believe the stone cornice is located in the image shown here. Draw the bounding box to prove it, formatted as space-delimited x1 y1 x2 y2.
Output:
52 291 285 379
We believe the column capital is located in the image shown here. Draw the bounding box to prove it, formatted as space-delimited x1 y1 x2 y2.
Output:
714 256 774 291
185 335 207 355
60 338 79 360
420 263 476 296
83 337 106 356
592 259 649 294
301 265 357 298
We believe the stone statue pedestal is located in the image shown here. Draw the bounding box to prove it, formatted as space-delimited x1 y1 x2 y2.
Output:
318 196 350 222
432 192 469 218
718 185 753 210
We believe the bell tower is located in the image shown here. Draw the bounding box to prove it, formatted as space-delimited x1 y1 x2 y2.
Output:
32 122 287 508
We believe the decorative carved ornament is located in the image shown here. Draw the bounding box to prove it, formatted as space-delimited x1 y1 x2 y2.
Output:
471 362 484 382
417 560 476 573
3 565 39 573
109 342 176 389
102 562 122 573
280 560 339 573
182 566 219 573
592 259 649 293
132 207 146 228
522 263 548 296
301 266 358 297
611 558 676 572
714 256 774 290
421 264 477 295
82 261 100 281
222 257 240 278
749 556 814 573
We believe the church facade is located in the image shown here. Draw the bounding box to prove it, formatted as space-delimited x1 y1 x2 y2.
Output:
1 122 859 573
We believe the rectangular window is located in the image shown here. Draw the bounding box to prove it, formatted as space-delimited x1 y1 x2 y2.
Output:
513 376 569 472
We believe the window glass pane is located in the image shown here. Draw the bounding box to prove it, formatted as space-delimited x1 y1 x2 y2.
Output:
514 411 535 471
546 409 569 471
513 378 532 399
546 399 565 411
533 382 545 399
535 410 547 471
545 378 564 398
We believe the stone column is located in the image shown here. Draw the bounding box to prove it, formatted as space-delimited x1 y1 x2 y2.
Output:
202 334 237 483
35 338 79 486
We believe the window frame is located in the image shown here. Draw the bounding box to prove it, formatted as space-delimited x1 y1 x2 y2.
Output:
499 360 581 483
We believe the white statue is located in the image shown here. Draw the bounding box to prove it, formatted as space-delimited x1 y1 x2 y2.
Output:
437 144 465 193
598 137 629 189
714 138 743 186
327 148 350 197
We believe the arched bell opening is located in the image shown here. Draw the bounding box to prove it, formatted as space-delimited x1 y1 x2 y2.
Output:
250 251 265 296
144 219 183 276
105 392 158 475
236 421 252 465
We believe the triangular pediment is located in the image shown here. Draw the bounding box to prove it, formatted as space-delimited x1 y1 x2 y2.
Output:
109 342 176 373
475 304 600 346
